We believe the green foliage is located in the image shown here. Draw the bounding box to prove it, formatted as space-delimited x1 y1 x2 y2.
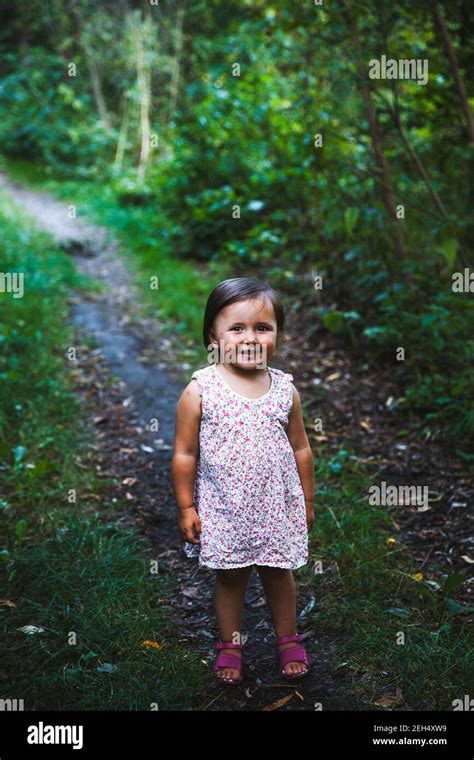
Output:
0 49 115 177
0 0 472 444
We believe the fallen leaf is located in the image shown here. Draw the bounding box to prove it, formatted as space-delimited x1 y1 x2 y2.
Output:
250 596 267 608
181 587 200 599
74 461 90 470
17 625 45 635
373 687 403 708
139 640 162 650
298 596 316 617
261 693 294 711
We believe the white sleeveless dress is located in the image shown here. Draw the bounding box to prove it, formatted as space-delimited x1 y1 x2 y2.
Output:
183 363 309 569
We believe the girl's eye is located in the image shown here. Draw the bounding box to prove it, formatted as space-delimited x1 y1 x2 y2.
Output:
230 326 269 331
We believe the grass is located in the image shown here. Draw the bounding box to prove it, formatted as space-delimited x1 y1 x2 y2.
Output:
298 453 473 710
0 159 472 711
0 189 212 709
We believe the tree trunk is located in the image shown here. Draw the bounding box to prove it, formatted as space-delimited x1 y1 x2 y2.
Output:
168 1 185 123
86 56 111 129
430 0 474 144
134 7 152 185
342 2 406 262
114 91 130 170
389 101 449 219
69 0 111 130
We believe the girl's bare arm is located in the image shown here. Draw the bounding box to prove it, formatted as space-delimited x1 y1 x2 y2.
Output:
171 380 202 513
286 385 315 513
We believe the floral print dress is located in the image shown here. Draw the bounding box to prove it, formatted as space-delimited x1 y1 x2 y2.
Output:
183 362 309 570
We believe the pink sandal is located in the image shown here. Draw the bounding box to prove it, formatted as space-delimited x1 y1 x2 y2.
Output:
275 633 310 679
213 641 243 685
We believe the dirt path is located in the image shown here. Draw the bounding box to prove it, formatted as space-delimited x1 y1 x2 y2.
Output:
0 172 361 711
2 172 470 711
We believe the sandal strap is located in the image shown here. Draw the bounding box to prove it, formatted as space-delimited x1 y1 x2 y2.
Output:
214 641 243 650
276 633 303 646
277 643 309 669
214 651 242 672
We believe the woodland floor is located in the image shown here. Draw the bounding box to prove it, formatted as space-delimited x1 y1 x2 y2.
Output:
1 171 471 711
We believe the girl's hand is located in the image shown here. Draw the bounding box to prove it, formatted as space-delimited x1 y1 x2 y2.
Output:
178 507 201 544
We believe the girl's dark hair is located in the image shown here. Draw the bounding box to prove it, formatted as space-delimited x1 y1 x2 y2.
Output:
202 278 285 349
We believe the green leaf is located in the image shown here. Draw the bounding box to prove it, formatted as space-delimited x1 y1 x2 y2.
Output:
12 446 27 464
414 582 437 601
343 310 361 322
79 651 99 664
439 238 457 268
455 450 474 461
442 573 465 595
444 597 464 614
15 519 28 542
363 326 388 340
344 207 360 237
323 310 346 334
26 460 59 479
386 607 411 618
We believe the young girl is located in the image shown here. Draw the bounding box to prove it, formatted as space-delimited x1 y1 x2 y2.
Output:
172 278 315 685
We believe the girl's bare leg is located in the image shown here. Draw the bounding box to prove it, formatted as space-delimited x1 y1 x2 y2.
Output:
255 565 308 676
214 565 253 682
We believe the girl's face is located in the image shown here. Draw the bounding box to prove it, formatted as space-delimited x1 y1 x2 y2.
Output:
209 297 277 369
